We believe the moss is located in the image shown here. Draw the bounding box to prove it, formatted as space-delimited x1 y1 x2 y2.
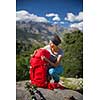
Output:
60 77 83 94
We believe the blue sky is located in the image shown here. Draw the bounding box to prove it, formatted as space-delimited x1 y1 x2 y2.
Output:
16 0 83 30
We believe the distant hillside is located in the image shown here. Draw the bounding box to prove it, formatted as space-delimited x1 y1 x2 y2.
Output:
16 20 80 45
16 21 66 44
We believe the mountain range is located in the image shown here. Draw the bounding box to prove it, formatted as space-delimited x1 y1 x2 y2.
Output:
16 20 79 44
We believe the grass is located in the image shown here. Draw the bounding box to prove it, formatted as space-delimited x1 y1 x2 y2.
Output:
60 77 83 94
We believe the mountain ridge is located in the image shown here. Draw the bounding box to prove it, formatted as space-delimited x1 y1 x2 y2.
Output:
16 20 79 44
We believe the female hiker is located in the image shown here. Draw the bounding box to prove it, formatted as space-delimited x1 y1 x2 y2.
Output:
42 34 64 83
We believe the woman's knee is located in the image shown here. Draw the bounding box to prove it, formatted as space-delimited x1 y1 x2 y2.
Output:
55 66 63 74
49 68 55 75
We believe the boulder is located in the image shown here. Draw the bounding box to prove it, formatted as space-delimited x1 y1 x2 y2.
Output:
16 81 83 100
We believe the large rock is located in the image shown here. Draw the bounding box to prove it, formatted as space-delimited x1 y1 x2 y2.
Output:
16 81 83 100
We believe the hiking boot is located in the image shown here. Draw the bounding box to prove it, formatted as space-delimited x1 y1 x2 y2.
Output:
54 80 59 83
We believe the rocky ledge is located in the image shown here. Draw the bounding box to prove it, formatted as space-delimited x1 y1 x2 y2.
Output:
16 81 83 100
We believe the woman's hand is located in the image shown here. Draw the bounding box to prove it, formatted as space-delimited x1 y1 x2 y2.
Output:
41 55 63 67
41 56 55 66
30 50 38 57
41 56 46 60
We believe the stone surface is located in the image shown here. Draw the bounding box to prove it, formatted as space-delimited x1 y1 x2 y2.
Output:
16 80 83 100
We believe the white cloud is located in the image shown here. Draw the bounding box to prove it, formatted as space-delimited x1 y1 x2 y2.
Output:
16 10 48 22
52 15 60 21
60 21 64 24
46 13 60 21
65 13 75 22
70 21 83 31
65 12 83 22
46 13 58 17
64 17 67 20
76 12 83 21
53 22 58 25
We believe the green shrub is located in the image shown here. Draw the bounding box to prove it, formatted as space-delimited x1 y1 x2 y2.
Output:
61 30 83 78
16 40 44 81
